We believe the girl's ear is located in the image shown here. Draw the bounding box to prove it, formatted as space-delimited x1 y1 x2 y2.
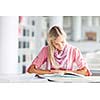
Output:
51 40 55 48
51 40 53 45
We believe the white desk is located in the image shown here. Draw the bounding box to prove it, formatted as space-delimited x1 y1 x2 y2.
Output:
0 74 49 83
0 74 100 83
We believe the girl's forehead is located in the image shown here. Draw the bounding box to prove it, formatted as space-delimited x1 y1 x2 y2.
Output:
54 35 64 42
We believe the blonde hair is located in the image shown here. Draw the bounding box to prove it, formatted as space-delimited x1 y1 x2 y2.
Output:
47 26 67 68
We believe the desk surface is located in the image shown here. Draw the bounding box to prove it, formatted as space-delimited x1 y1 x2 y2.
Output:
0 74 100 83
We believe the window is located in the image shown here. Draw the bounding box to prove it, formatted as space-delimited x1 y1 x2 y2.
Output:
19 16 20 23
45 40 48 45
92 16 100 26
63 16 71 27
18 41 21 48
23 29 26 36
18 56 20 63
22 65 26 73
28 42 30 48
82 16 87 26
23 54 26 62
32 20 35 25
27 29 29 36
19 16 23 23
32 31 34 37
27 42 29 48
23 41 26 48
47 22 49 28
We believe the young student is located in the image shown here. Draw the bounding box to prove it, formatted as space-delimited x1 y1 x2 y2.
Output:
27 25 92 76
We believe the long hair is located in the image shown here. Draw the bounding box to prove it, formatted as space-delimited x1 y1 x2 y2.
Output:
47 25 67 68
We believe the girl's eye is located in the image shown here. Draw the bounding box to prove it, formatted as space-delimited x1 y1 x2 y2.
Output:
61 41 64 44
55 43 59 46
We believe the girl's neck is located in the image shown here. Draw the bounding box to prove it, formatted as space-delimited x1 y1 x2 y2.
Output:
57 49 62 54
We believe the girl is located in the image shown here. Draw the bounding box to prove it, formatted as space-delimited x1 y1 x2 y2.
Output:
27 26 91 76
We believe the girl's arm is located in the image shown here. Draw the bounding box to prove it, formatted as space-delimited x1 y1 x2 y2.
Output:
27 65 56 75
54 66 91 76
27 65 91 76
72 48 91 76
72 66 91 76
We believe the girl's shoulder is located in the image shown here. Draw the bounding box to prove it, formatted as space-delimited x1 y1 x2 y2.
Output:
41 46 48 53
42 46 48 50
67 43 77 49
66 43 80 52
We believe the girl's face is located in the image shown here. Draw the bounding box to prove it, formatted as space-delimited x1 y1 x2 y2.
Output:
52 35 66 51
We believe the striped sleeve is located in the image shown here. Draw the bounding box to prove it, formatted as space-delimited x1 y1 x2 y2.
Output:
73 48 92 76
73 48 88 68
32 46 48 69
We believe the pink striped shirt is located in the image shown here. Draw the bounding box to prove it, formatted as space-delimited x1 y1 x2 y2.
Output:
32 44 90 72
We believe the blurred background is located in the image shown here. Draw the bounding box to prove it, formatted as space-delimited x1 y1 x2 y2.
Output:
0 16 100 75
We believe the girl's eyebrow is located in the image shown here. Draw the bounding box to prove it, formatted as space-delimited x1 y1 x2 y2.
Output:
54 41 60 44
55 40 64 44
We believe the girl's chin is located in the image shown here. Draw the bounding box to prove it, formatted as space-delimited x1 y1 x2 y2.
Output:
57 48 63 52
59 47 65 51
56 46 65 51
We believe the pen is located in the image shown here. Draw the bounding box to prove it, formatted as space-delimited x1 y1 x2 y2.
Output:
35 74 56 82
35 74 45 79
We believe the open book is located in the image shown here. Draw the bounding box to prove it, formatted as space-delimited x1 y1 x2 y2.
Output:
64 71 85 77
43 72 85 78
35 72 85 82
